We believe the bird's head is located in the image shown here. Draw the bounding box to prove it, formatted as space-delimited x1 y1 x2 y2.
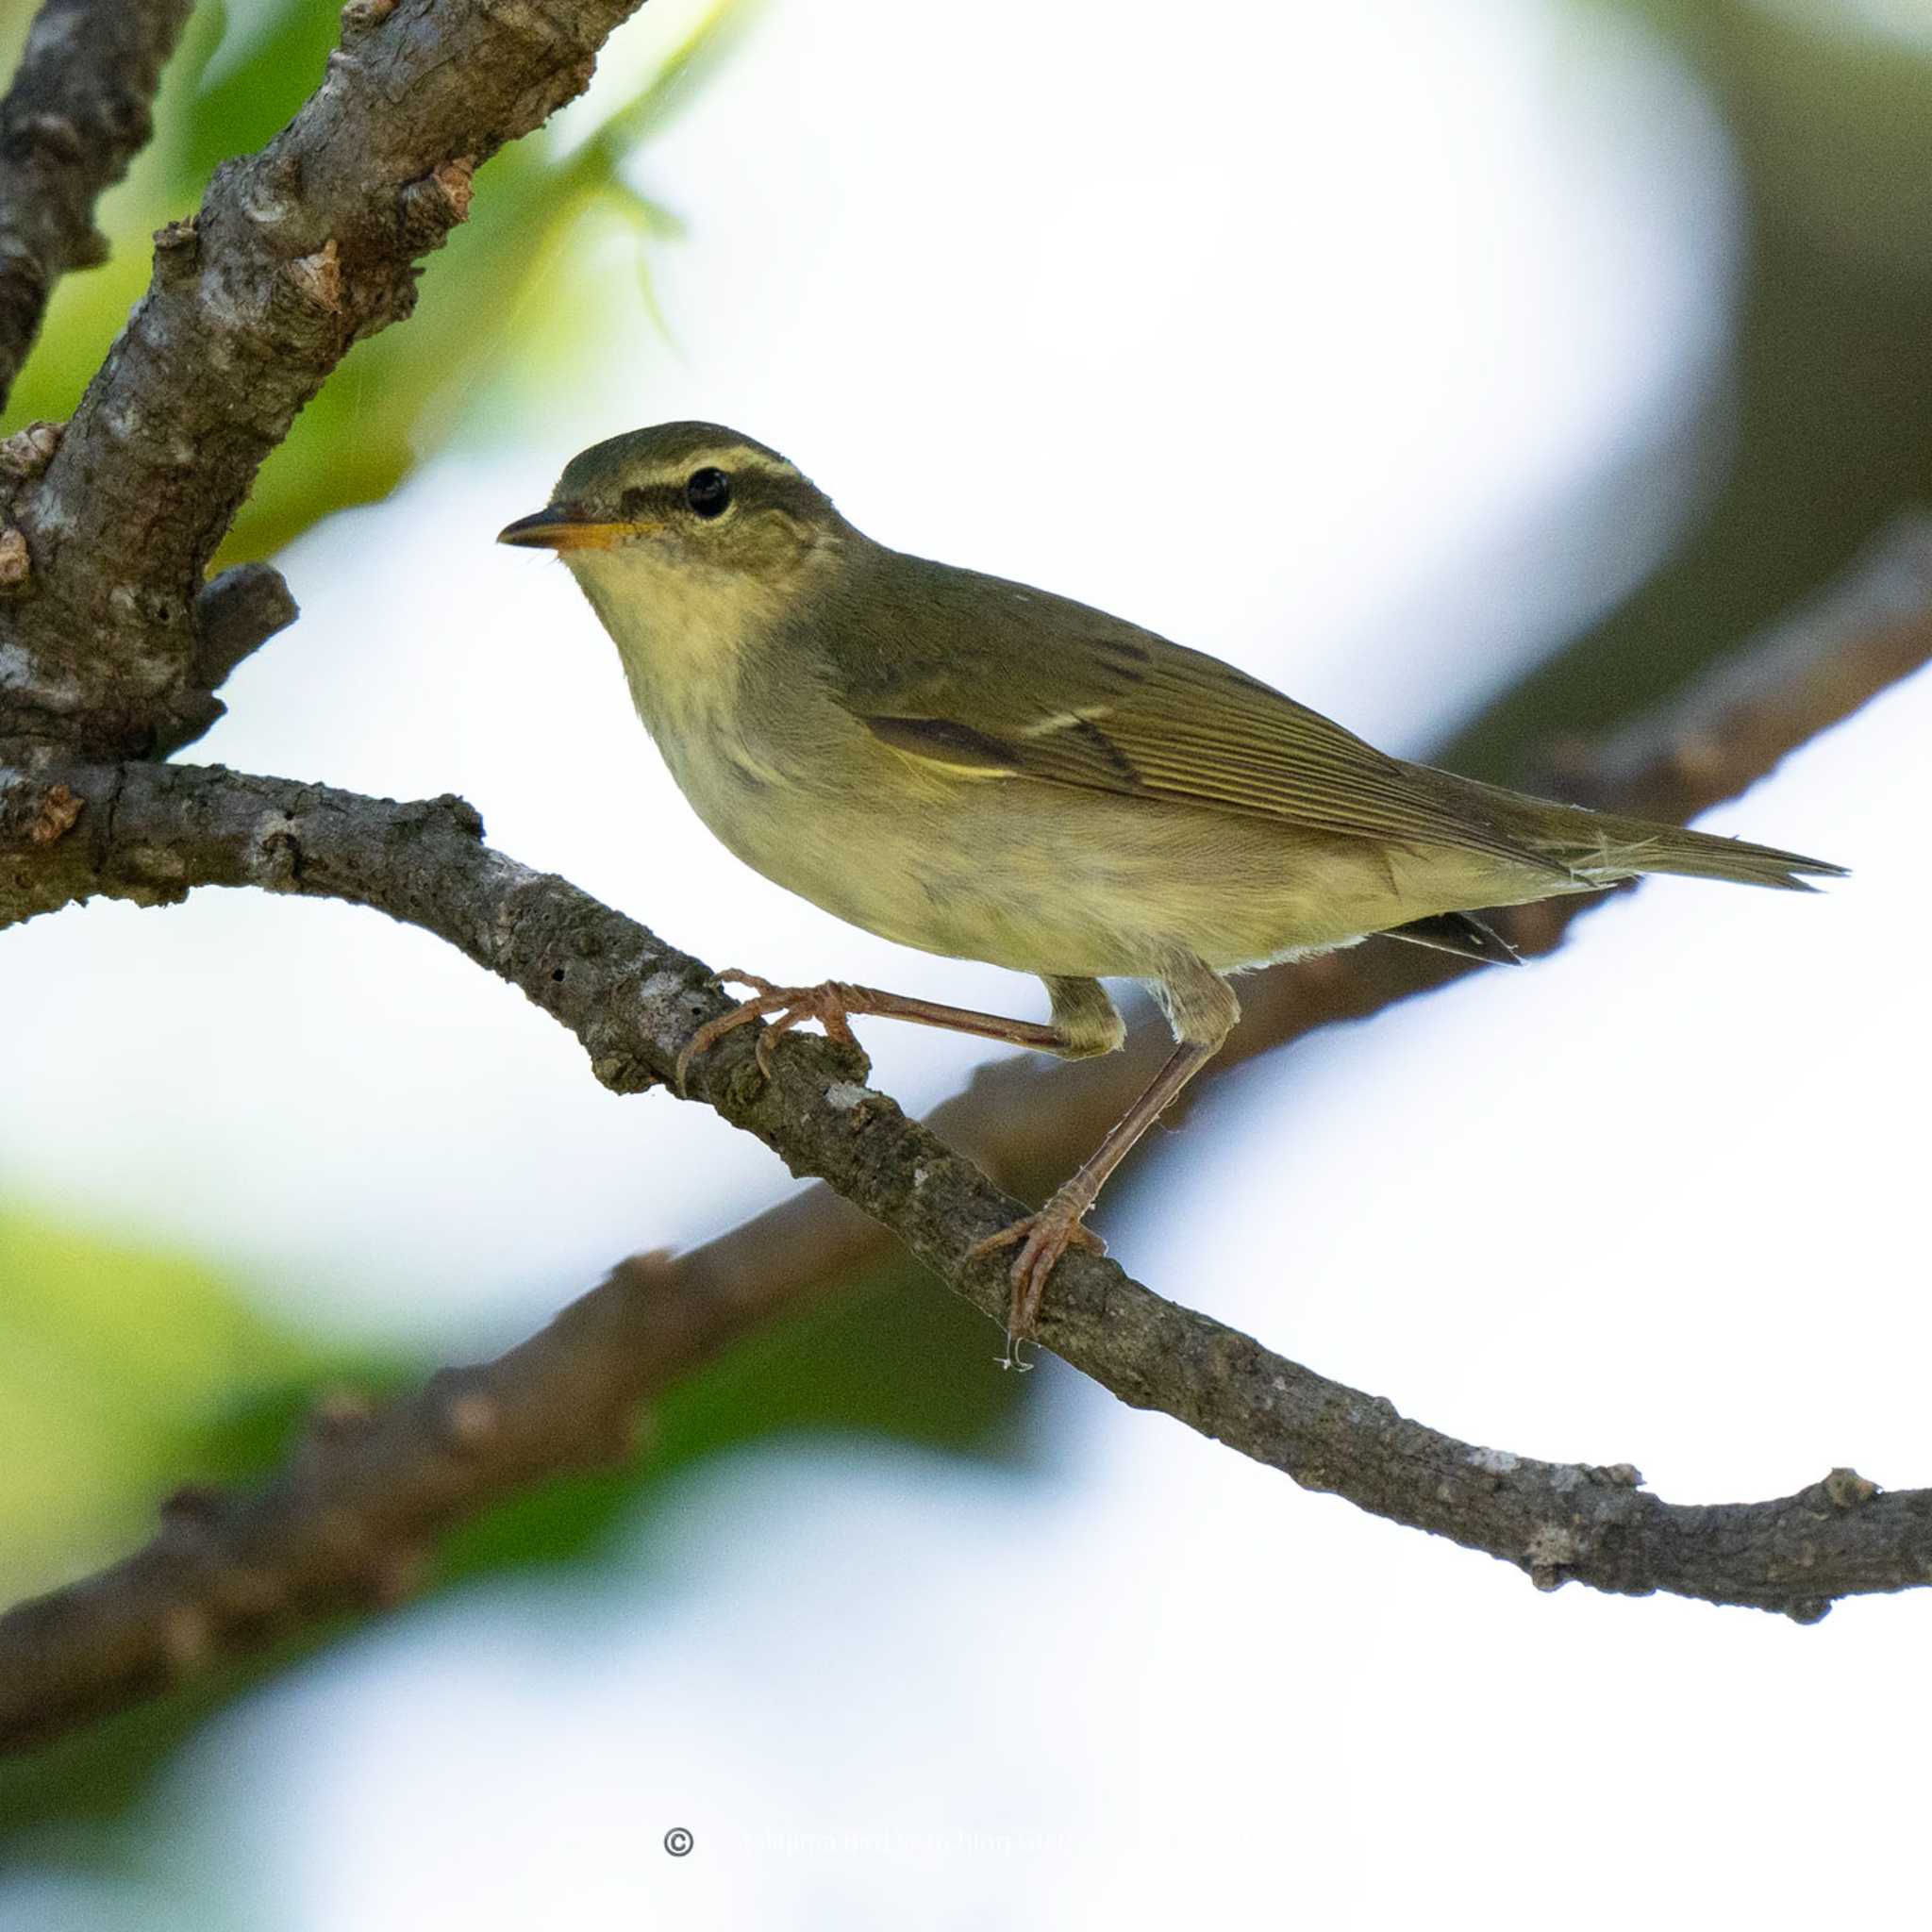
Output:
497 421 845 586
498 422 852 717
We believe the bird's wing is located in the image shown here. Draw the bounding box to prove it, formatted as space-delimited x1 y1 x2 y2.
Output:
829 556 1569 877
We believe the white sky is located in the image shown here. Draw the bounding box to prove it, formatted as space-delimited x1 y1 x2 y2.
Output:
5 0 1928 1925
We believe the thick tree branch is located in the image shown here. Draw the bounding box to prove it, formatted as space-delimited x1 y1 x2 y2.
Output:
0 0 648 761
0 0 190 413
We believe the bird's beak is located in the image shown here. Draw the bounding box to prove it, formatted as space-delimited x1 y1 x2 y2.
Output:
496 505 656 552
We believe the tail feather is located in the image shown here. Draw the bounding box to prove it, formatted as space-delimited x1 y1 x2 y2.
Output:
1537 808 1845 893
1414 766 1844 893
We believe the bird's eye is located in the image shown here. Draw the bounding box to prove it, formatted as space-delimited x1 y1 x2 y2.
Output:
619 486 652 519
685 467 732 518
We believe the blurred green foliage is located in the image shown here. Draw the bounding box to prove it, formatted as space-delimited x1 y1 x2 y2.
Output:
0 1204 333 1603
0 0 749 559
0 1199 384 1844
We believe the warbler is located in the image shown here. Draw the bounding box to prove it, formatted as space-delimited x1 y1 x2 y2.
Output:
500 421 1840 1352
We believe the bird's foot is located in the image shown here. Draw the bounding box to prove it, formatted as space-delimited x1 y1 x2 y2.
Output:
675 972 872 1093
969 1195 1107 1370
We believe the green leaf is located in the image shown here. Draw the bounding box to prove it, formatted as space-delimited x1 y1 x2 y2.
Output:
0 1203 338 1603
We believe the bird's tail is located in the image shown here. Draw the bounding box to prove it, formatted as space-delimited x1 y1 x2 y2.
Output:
1528 803 1844 892
1431 771 1846 891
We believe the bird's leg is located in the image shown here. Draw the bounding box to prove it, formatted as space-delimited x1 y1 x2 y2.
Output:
974 1040 1219 1366
676 972 1124 1092
973 956 1237 1367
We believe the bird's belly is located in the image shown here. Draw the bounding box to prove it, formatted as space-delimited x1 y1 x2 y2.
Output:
676 762 1110 968
675 754 1533 979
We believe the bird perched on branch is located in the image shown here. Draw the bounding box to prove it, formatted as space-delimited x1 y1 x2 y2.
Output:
501 422 1840 1361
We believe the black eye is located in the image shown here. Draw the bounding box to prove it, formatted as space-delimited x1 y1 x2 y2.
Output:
685 467 732 518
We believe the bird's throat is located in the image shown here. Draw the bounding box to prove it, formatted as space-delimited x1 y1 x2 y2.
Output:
566 544 777 741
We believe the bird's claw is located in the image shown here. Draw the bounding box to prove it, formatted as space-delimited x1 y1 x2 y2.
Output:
969 1200 1106 1369
675 972 870 1094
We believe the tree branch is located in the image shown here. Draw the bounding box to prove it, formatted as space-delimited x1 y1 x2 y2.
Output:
0 0 190 414
0 1248 791 1751
0 0 648 761
1541 508 1932 821
3 513 1929 1756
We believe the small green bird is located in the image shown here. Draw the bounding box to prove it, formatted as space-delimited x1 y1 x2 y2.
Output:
500 422 1840 1355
